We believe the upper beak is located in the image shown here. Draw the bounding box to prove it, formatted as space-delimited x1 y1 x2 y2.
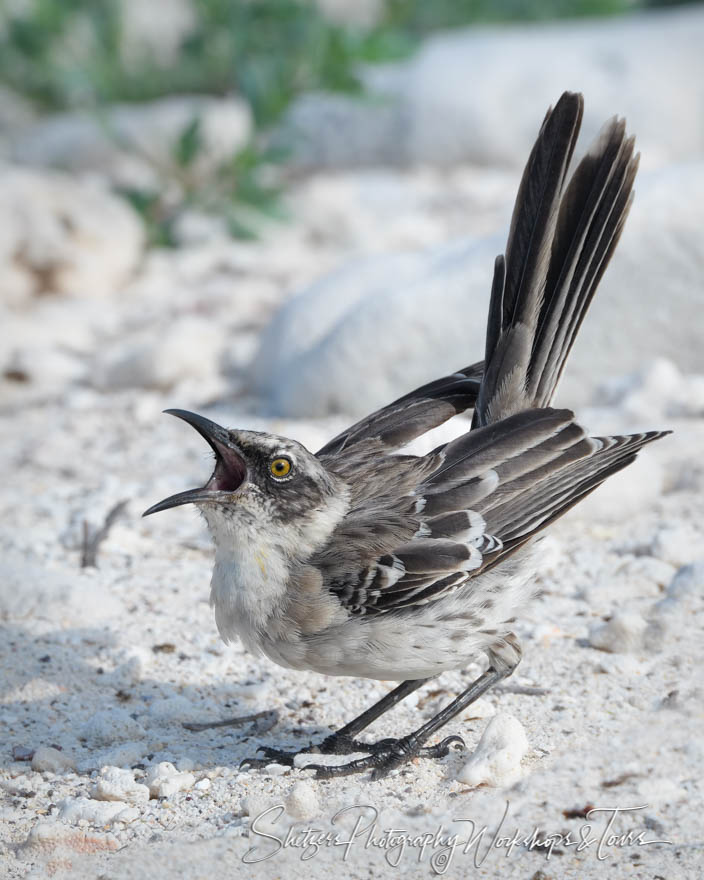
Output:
142 409 246 517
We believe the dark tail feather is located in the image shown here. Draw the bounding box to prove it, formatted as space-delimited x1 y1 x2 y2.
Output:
474 92 638 428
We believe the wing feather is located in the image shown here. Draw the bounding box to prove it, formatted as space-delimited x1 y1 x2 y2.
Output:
313 411 669 616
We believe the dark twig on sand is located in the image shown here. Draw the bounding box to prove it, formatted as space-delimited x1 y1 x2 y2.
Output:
80 500 129 568
494 684 549 696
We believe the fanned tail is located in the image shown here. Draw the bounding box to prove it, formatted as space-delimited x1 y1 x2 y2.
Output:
474 91 639 428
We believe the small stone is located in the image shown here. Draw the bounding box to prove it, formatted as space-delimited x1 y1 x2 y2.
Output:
285 780 320 821
588 612 661 654
457 713 529 788
31 746 76 773
145 761 195 798
12 745 34 762
58 796 130 826
194 777 211 791
80 709 145 747
21 819 119 853
92 766 149 804
263 763 289 777
114 805 141 824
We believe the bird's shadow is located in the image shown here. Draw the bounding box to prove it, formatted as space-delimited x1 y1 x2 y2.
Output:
0 620 333 775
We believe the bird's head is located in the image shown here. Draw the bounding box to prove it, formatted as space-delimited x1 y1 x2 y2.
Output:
143 410 345 545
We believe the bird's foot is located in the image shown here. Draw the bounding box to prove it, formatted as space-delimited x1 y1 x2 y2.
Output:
300 733 465 780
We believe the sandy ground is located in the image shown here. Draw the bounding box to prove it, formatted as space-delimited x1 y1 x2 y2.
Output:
1 164 703 879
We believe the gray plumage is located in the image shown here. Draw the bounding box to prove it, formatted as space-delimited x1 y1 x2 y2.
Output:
143 92 669 776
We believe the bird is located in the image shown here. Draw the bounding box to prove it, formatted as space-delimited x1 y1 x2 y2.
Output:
144 92 670 779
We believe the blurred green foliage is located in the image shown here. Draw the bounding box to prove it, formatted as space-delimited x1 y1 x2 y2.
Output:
0 0 645 117
0 0 658 245
0 0 387 122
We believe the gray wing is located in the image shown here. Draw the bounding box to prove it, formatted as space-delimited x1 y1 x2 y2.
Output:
315 409 668 616
316 362 483 456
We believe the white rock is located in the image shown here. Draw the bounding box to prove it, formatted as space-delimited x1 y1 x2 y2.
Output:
93 316 225 391
80 709 146 747
12 96 252 190
250 237 498 416
31 746 76 774
194 778 211 791
21 820 73 849
251 158 704 417
145 762 196 798
58 796 130 826
21 819 119 854
456 713 529 788
285 780 320 821
112 806 141 825
588 612 664 653
0 164 143 301
263 763 289 777
92 767 149 804
283 7 704 169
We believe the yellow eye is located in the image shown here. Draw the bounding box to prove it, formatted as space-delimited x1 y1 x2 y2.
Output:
270 457 292 479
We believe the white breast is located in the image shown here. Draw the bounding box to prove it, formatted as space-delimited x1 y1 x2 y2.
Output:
203 491 350 652
208 518 290 648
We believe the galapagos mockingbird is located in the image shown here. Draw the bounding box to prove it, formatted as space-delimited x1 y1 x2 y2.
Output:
144 92 669 779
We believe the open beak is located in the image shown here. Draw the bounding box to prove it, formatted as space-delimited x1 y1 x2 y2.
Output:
142 409 247 517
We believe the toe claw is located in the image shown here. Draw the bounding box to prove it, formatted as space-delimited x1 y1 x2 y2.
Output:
421 734 466 759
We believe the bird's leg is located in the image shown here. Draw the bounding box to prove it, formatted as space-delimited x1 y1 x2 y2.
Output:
240 678 430 768
305 635 522 780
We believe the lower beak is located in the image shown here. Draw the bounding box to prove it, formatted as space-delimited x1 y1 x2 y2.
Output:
142 487 219 516
142 409 245 517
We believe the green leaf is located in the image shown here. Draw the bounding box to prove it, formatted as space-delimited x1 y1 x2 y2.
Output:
173 116 203 168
